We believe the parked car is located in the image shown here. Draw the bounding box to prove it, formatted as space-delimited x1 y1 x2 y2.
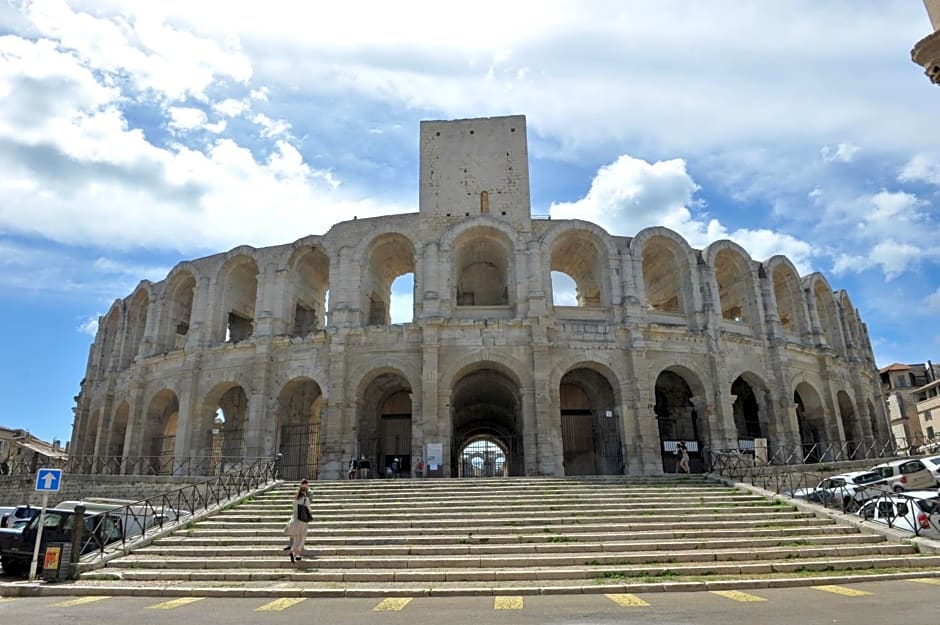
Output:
868 459 936 492
788 471 884 506
0 505 39 530
855 491 940 533
918 455 940 486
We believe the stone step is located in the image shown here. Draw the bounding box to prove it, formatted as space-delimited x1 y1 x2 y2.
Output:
233 502 782 516
123 543 914 567
84 554 940 583
151 532 887 553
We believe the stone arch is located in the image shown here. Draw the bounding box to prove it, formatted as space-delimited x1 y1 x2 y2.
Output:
107 401 130 473
82 409 101 459
450 225 515 307
450 361 525 476
356 368 413 476
542 222 614 308
766 256 810 338
837 291 863 351
215 253 260 344
286 244 330 336
157 265 197 353
632 227 697 316
807 273 846 356
143 388 180 475
704 241 758 327
731 371 770 440
96 303 122 376
360 233 416 325
456 435 509 477
837 389 859 443
794 381 826 463
559 363 624 475
193 382 250 473
274 377 324 480
119 285 151 369
653 365 708 472
867 399 885 442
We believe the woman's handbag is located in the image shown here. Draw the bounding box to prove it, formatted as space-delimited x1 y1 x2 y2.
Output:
297 503 312 523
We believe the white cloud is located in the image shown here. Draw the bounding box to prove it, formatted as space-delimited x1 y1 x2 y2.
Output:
866 190 923 223
869 240 923 280
899 153 940 186
77 316 99 336
821 143 861 163
252 112 291 138
167 106 207 131
213 98 250 118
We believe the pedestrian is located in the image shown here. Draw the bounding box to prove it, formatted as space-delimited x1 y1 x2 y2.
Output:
676 442 691 474
282 479 311 562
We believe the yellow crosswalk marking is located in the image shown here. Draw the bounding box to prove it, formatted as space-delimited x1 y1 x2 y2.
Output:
52 596 110 607
0 598 16 603
812 585 872 597
256 597 306 611
605 593 650 607
711 590 767 602
912 578 940 586
373 598 412 611
494 596 524 610
148 597 206 610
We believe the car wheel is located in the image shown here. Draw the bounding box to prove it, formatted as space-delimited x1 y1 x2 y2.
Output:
1 557 27 576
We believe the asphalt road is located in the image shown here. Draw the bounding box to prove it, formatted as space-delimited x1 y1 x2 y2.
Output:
1 578 938 625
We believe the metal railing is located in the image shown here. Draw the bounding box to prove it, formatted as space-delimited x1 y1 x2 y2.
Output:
75 457 279 566
710 450 940 538
0 455 271 478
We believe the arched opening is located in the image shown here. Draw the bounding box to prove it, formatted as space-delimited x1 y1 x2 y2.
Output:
195 384 250 475
389 274 414 324
732 376 764 439
81 410 101 458
275 378 323 480
289 247 330 336
867 399 883 444
364 234 416 325
795 383 826 463
457 436 508 477
453 228 512 307
813 281 845 355
559 368 623 475
654 369 704 472
160 270 195 352
219 256 259 343
641 236 685 314
107 402 129 474
120 290 149 368
143 389 180 475
97 311 120 375
550 231 604 308
358 373 412 476
451 366 523 477
714 248 751 323
838 390 859 455
550 272 578 306
771 263 807 337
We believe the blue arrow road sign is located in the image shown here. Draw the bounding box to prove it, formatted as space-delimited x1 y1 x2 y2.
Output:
35 468 62 492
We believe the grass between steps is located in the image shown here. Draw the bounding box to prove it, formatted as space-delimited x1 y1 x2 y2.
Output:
592 566 922 585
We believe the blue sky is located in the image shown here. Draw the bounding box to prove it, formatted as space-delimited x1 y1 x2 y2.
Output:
1 1 939 445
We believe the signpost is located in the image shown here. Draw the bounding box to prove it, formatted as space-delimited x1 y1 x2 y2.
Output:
29 468 62 582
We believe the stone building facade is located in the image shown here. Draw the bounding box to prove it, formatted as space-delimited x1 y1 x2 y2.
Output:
70 115 890 480
912 0 940 85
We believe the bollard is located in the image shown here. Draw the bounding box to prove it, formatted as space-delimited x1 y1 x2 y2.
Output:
68 504 85 580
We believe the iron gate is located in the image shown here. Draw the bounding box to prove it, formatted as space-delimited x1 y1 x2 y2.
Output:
455 437 509 477
278 422 321 481
561 411 624 475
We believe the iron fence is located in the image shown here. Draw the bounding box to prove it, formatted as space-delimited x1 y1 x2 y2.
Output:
0 454 271 478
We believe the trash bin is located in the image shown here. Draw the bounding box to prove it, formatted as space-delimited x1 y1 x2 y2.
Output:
41 543 72 583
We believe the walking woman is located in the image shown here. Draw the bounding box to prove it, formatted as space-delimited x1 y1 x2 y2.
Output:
676 442 691 474
283 479 311 562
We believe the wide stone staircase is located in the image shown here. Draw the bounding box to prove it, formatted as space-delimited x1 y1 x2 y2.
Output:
78 476 940 597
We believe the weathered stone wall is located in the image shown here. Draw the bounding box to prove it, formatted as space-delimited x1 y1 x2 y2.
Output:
0 475 202 507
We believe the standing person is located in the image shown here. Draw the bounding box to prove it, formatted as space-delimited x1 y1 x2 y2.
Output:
676 442 691 474
282 479 311 562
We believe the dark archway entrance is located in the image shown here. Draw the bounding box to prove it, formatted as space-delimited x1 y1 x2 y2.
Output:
560 367 623 475
358 372 412 477
795 383 825 463
654 369 705 473
275 378 323 481
451 367 523 477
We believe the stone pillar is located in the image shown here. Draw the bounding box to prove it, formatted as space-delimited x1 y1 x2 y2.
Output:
526 240 547 317
187 275 214 349
531 340 559 475
319 334 348 479
623 332 663 475
620 251 643 323
422 242 440 317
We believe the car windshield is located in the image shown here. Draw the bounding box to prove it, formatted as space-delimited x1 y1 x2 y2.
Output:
914 498 940 514
853 472 883 484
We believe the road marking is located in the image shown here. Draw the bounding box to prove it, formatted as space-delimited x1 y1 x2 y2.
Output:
0 598 16 603
52 596 111 607
711 590 767 602
494 595 524 609
605 593 650 607
148 597 206 610
373 598 412 611
912 578 940 586
256 598 306 611
812 585 872 597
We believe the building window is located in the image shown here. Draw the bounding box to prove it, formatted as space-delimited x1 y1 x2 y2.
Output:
926 410 933 421
928 426 935 438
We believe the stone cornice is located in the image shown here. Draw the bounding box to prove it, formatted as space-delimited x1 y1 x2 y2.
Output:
912 30 940 85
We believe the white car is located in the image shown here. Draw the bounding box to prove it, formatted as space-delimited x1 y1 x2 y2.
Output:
788 471 883 506
919 455 940 486
868 459 937 492
855 491 940 533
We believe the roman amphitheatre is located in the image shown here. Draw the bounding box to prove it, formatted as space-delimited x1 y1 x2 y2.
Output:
70 115 888 481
